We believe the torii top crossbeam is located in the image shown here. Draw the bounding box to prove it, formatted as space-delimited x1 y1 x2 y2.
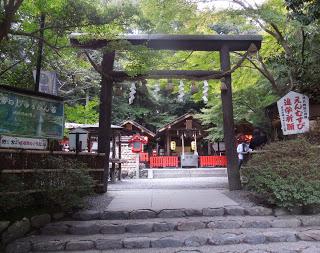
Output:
71 34 262 81
70 34 262 51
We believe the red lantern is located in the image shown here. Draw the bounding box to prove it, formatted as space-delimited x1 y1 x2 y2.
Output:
129 134 148 153
152 149 157 156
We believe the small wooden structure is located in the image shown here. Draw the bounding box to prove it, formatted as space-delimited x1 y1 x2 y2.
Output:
119 120 155 175
65 122 123 182
65 123 122 152
156 113 205 156
151 113 227 168
70 34 262 191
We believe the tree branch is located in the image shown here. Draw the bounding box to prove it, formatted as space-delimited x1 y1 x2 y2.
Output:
9 30 64 56
234 51 283 96
0 58 24 76
83 51 104 77
0 0 24 43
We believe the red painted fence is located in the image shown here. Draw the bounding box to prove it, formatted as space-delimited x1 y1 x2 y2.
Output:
150 156 179 168
199 156 227 167
139 152 149 162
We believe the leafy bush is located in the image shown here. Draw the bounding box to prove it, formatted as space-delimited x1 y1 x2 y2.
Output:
0 156 94 215
0 175 34 212
34 156 94 211
243 138 320 209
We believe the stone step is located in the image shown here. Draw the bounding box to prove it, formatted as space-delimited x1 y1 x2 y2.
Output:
72 206 275 221
27 241 320 253
40 215 320 236
150 168 227 179
7 227 320 252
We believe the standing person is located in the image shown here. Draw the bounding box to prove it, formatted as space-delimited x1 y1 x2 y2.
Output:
237 137 252 170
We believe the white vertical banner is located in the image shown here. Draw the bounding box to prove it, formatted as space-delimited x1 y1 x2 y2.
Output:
33 70 58 95
277 91 309 135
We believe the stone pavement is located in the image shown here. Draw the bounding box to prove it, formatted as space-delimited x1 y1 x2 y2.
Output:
86 177 231 211
106 189 238 211
109 177 229 190
6 177 320 252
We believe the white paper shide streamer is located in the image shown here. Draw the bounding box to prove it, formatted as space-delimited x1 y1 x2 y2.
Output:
202 80 209 103
178 80 185 102
153 82 160 101
129 82 136 104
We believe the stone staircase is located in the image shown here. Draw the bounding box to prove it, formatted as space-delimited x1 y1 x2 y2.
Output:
6 206 320 253
145 168 227 179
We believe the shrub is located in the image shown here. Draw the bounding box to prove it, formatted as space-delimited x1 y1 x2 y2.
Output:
0 175 34 212
243 138 320 209
34 156 94 211
0 156 94 215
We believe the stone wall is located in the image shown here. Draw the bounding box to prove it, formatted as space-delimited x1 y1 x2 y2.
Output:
120 136 138 178
1 212 64 250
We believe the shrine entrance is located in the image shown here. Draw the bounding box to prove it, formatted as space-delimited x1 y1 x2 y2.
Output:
70 34 262 192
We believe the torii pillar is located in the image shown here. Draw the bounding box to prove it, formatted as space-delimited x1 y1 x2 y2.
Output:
97 51 115 192
220 45 241 190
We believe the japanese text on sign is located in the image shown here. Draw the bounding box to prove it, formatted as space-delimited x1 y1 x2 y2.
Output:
0 88 64 139
0 135 48 150
277 91 309 135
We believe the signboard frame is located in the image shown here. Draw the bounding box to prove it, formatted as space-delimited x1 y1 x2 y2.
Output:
277 91 309 135
0 85 64 139
0 135 48 150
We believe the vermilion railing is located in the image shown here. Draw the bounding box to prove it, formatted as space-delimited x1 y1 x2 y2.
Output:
139 152 149 162
199 156 227 167
150 156 179 168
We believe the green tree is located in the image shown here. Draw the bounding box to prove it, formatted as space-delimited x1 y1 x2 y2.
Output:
65 97 99 124
285 0 320 24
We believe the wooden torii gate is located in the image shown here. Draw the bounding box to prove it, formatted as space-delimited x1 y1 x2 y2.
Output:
70 34 262 192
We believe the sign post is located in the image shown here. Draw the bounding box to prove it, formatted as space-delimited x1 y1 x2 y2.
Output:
277 91 309 135
0 87 64 139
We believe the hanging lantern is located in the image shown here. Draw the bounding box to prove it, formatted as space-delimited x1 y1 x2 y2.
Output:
190 81 199 95
166 79 173 92
170 141 176 151
191 141 196 151
114 85 123 96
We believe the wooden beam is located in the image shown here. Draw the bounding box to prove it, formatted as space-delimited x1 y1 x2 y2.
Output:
70 34 262 52
98 51 115 192
220 45 242 191
110 70 224 81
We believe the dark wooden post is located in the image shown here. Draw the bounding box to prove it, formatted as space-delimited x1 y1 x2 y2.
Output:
110 131 116 182
166 131 171 156
98 51 115 192
118 132 122 181
220 45 242 190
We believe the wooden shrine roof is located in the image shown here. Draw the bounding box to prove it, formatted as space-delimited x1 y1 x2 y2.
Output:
120 120 156 138
157 113 203 134
70 34 262 51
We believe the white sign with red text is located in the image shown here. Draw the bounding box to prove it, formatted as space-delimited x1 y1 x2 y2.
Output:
277 91 309 135
0 135 48 150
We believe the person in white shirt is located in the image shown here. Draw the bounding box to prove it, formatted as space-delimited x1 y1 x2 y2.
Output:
237 139 252 170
